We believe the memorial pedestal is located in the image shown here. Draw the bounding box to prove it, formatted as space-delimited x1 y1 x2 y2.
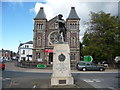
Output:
51 42 74 86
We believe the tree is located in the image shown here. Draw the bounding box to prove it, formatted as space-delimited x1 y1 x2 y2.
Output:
82 11 120 65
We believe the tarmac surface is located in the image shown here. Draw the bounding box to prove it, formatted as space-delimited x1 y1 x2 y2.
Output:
1 61 119 89
5 61 118 73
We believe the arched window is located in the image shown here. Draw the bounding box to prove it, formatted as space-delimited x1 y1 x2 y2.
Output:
37 23 44 30
70 24 73 29
37 24 39 30
40 24 44 30
37 37 41 46
71 37 76 47
36 52 40 59
70 23 77 30
74 23 77 29
73 37 76 47
23 50 25 54
70 53 75 60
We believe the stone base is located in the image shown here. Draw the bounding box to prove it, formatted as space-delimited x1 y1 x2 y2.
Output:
51 76 74 86
51 43 74 86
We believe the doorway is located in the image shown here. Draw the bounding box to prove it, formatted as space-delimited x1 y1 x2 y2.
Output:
49 53 53 64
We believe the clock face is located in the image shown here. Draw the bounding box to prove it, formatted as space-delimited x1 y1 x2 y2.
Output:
48 31 59 45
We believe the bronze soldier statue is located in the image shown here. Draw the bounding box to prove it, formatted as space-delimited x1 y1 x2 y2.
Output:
57 14 67 42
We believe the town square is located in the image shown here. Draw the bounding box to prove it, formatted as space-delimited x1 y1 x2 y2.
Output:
0 0 120 89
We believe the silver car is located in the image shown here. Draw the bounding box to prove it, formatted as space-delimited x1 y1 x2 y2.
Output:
76 61 105 71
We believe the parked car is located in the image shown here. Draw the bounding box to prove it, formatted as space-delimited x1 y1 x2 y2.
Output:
114 56 120 63
76 61 105 71
0 62 5 70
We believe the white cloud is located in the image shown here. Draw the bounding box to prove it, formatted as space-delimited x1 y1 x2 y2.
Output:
30 0 118 36
34 2 54 20
32 0 92 20
3 0 24 2
2 0 120 2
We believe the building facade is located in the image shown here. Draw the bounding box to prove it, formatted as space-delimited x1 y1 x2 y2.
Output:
0 49 16 60
33 7 80 67
18 41 33 62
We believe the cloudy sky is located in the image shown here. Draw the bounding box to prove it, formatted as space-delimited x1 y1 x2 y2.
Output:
1 0 119 52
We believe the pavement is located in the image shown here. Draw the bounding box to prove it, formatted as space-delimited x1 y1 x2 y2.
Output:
5 61 119 73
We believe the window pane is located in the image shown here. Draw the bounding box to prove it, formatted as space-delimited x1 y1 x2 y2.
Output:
23 50 25 54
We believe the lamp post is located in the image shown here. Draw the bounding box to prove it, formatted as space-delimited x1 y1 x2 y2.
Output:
2 48 3 58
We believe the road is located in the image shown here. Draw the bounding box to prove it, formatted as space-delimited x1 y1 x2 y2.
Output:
2 70 119 89
76 73 119 89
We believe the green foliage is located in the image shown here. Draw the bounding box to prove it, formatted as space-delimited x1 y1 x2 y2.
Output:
82 11 120 64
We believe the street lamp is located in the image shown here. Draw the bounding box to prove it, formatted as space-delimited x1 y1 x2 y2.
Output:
2 48 3 58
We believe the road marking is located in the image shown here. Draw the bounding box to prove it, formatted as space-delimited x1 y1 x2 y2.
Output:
2 78 11 81
83 79 101 83
33 85 37 88
9 81 13 87
108 87 117 90
93 79 101 82
12 81 19 85
83 79 94 82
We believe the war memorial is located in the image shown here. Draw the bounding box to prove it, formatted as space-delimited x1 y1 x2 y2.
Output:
32 7 80 87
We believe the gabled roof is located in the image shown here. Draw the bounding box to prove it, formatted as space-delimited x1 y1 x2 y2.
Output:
34 7 46 20
48 16 57 23
19 41 33 47
25 41 33 44
67 7 80 20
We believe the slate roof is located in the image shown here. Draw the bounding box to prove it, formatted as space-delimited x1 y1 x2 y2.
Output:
67 7 80 20
19 41 33 47
25 41 33 44
34 7 46 20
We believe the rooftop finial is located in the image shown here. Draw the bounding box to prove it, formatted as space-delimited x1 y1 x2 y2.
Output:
40 7 43 9
71 7 75 9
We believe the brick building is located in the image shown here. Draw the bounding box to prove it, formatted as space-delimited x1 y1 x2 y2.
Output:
0 49 16 60
32 7 80 67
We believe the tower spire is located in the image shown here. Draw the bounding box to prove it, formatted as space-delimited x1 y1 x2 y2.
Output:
67 7 80 20
34 7 46 20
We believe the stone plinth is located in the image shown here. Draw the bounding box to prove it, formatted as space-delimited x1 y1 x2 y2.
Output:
51 42 74 86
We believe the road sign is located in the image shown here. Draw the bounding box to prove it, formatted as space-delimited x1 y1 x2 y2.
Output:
37 64 46 68
84 56 93 62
